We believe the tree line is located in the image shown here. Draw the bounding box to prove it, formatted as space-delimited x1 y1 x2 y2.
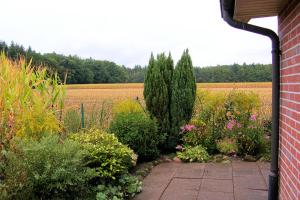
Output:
0 40 272 84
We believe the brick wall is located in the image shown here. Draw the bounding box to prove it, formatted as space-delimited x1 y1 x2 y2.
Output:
278 0 300 199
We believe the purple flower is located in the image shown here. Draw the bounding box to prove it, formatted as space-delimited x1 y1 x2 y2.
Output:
250 114 257 121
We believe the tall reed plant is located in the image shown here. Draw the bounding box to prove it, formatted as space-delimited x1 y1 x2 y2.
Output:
0 53 65 150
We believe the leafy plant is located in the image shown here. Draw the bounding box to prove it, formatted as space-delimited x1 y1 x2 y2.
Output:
177 145 209 162
236 125 265 156
69 129 134 180
0 134 95 200
109 112 165 161
96 174 142 200
216 138 238 155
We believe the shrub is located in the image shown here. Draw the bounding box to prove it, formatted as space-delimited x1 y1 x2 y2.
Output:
216 138 238 155
0 54 64 148
0 134 95 200
177 145 209 162
69 129 134 180
96 174 142 200
109 112 165 161
236 125 265 156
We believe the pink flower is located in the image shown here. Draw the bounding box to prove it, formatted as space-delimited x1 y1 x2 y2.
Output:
175 145 183 151
226 120 236 130
250 114 257 121
237 123 242 128
180 124 196 132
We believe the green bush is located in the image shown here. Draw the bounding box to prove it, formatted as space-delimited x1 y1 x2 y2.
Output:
236 125 265 156
0 134 95 200
96 174 142 200
177 145 209 162
70 129 134 180
109 112 165 161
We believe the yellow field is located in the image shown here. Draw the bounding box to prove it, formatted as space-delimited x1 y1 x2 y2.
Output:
64 82 272 118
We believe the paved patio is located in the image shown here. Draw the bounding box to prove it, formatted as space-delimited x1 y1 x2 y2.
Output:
134 161 269 200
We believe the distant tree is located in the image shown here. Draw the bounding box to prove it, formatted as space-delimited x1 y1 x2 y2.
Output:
170 49 196 148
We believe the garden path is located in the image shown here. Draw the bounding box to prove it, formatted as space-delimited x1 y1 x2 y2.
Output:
134 161 269 200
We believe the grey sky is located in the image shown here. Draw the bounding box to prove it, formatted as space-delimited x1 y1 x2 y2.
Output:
0 0 277 68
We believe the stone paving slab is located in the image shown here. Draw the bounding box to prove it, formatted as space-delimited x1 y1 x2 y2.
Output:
197 191 234 200
134 161 269 200
161 178 201 200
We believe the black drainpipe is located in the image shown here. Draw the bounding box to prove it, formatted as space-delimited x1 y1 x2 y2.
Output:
220 0 280 200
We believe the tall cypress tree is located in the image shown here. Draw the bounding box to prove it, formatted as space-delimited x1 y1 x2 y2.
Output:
144 53 174 145
169 49 196 147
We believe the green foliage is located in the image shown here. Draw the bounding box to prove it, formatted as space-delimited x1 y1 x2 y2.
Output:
0 134 95 200
216 138 238 155
109 112 165 161
144 53 172 141
195 63 272 83
236 125 265 156
177 145 209 162
69 129 134 180
170 49 196 148
96 174 142 200
0 54 64 152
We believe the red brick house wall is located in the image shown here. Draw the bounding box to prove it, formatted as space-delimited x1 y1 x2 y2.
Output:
278 1 300 199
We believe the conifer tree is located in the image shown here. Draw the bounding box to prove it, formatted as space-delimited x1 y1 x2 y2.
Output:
169 49 196 147
144 53 173 143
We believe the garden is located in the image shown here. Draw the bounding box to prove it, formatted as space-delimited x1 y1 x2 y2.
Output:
0 51 271 200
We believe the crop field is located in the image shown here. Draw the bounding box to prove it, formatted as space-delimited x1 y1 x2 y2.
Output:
64 82 272 118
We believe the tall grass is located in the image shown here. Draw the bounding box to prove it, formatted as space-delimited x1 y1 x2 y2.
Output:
63 100 113 133
0 53 65 150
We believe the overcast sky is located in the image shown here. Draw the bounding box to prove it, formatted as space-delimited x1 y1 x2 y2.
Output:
0 0 277 68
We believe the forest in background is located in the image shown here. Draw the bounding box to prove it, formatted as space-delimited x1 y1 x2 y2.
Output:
0 41 272 84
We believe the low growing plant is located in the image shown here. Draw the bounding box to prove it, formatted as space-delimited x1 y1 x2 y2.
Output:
177 145 209 162
96 173 142 200
216 138 238 155
0 134 95 200
69 129 134 180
